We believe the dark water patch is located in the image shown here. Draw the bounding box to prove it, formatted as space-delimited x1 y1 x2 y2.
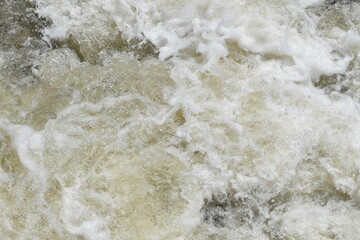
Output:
201 190 271 230
309 0 360 33
202 195 230 228
0 132 24 175
315 56 360 99
0 0 50 49
62 32 158 64
0 0 51 84
315 74 348 94
325 0 360 5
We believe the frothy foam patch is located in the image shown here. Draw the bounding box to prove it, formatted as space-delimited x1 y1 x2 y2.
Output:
1 0 360 239
36 0 357 82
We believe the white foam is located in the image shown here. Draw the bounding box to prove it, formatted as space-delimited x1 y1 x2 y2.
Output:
1 0 360 239
59 181 111 240
36 0 356 84
0 119 46 180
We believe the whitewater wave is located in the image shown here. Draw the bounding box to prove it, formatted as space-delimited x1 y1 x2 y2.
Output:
1 0 360 239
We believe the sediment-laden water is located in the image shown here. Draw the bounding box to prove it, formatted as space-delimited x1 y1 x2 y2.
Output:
1 0 360 239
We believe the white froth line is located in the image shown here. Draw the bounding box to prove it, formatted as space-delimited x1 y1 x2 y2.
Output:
0 118 47 182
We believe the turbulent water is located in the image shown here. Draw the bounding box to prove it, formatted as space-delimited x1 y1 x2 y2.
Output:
1 0 360 239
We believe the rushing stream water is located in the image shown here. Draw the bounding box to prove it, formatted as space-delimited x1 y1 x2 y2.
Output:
1 0 360 239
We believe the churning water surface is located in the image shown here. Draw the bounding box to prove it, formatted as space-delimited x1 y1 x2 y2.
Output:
1 0 360 239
